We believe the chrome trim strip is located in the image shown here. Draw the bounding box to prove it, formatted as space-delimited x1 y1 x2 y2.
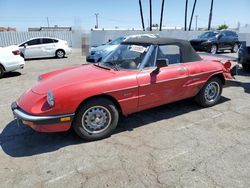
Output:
13 109 75 122
103 86 138 93
190 70 222 77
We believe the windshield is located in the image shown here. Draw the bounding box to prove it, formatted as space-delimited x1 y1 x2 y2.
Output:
198 32 217 38
108 37 126 45
100 44 149 70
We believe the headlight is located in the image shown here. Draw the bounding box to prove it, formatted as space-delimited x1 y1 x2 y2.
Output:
47 91 55 107
96 49 106 54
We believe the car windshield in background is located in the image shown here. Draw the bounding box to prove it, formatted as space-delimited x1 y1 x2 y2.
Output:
198 32 217 38
100 44 149 70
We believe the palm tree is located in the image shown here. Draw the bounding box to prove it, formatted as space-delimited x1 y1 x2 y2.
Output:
139 0 145 31
184 0 188 31
208 0 214 30
159 0 165 31
188 0 197 31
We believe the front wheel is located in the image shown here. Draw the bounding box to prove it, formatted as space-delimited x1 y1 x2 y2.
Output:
210 44 218 54
73 98 119 141
195 77 222 107
231 43 239 53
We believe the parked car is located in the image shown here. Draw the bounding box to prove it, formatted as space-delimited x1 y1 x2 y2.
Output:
12 37 236 141
190 30 239 54
86 34 159 63
18 37 72 59
0 45 25 78
238 41 250 71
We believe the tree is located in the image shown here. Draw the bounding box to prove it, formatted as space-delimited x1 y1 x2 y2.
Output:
217 24 228 30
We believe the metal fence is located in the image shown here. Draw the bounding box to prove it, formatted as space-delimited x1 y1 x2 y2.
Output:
0 31 73 47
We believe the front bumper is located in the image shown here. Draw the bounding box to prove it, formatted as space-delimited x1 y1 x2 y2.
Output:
11 102 74 132
86 53 102 63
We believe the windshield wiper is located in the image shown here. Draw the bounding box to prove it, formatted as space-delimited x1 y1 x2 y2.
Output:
94 63 111 70
104 61 119 71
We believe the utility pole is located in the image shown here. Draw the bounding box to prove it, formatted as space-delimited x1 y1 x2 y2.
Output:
139 0 145 31
195 15 198 30
184 0 188 31
159 0 165 31
46 17 50 27
94 13 99 29
149 0 152 31
188 0 197 31
208 0 214 30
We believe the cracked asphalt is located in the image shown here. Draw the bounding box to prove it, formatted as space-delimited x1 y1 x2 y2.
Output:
0 50 250 188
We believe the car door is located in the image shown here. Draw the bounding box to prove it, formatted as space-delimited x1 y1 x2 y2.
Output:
23 38 42 58
218 32 228 50
40 38 56 57
137 45 189 111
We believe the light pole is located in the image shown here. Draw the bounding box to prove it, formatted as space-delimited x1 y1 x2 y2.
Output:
195 15 198 30
94 13 99 29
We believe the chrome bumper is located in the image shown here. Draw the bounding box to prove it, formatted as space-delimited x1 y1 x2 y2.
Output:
11 102 74 125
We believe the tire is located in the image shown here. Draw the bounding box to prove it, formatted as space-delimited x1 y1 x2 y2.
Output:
73 98 119 141
210 44 218 54
0 65 4 78
231 43 239 53
56 49 65 58
195 77 222 107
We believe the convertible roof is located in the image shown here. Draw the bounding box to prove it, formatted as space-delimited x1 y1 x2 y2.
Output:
122 37 202 62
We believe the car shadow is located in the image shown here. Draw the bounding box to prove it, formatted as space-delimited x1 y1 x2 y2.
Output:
1 72 21 78
0 97 230 158
25 57 67 61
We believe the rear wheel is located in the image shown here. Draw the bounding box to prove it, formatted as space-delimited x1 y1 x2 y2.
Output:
195 77 222 107
210 44 218 54
73 98 119 141
56 50 65 58
0 66 4 78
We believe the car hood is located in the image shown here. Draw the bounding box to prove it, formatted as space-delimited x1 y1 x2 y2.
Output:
32 64 115 94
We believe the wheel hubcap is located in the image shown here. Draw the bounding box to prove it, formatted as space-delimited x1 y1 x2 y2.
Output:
204 81 220 102
82 106 111 134
211 45 217 54
233 44 238 52
57 51 64 57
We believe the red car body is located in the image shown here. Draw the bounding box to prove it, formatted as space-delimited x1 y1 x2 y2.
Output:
11 38 235 135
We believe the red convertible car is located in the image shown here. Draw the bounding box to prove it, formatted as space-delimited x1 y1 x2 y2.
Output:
11 38 235 141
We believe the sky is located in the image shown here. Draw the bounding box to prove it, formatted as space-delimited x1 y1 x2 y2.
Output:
0 0 249 31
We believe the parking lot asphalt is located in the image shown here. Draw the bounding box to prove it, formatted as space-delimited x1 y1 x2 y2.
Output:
1 50 250 188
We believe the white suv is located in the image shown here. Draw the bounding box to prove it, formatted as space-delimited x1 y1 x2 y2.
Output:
18 37 72 59
0 45 25 78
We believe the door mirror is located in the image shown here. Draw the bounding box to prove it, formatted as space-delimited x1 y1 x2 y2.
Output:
156 59 169 68
217 34 223 40
24 43 28 48
151 59 169 75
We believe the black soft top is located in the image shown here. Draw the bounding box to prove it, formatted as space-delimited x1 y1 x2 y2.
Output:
122 37 202 62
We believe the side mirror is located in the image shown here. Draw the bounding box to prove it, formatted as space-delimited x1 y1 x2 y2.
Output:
24 43 28 48
217 34 222 39
151 59 169 75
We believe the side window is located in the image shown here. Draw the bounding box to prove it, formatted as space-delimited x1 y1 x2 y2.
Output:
42 38 54 44
27 39 41 46
157 45 181 65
